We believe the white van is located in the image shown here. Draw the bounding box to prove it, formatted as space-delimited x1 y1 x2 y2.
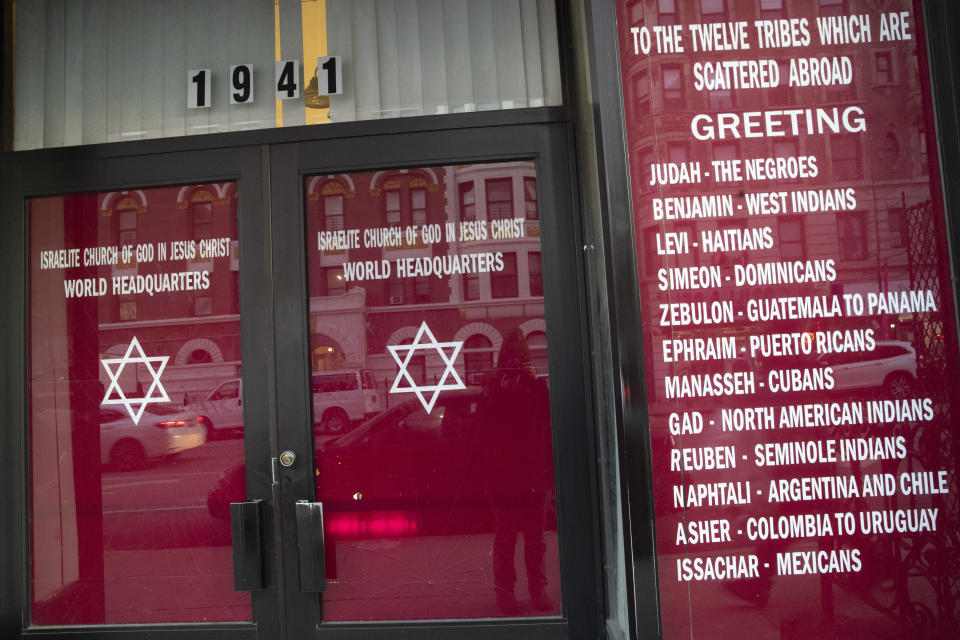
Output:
198 370 380 435
312 369 381 433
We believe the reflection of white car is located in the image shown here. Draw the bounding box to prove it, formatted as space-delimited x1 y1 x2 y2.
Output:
819 340 917 398
100 405 207 470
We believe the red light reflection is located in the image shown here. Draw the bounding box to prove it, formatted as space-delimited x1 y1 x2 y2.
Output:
326 510 420 539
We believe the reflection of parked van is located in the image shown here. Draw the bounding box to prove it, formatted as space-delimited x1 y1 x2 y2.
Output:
197 371 380 435
312 370 381 434
198 378 244 433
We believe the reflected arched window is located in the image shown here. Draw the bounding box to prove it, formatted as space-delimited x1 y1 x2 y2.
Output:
187 349 213 364
463 334 494 385
312 335 346 372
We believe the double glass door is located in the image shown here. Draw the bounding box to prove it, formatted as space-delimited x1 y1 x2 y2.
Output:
19 122 598 639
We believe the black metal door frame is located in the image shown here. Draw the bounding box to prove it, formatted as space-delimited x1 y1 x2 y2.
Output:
269 120 601 640
0 144 276 640
0 109 603 640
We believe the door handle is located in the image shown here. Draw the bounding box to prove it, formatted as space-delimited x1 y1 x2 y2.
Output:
295 500 327 592
230 500 264 590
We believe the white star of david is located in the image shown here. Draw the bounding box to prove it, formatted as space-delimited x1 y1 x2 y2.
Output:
100 336 170 425
388 322 466 414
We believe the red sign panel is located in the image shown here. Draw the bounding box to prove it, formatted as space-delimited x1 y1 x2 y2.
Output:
616 1 960 637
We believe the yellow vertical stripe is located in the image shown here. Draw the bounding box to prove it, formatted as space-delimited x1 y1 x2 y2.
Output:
302 0 329 125
274 1 282 127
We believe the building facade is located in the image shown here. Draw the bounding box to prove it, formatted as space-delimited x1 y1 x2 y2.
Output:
3 1 960 639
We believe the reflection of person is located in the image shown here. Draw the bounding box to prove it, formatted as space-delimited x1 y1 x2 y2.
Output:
481 328 554 614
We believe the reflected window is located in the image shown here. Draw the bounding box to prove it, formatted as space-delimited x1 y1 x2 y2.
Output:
187 349 213 365
528 331 549 374
634 71 650 114
918 127 928 170
398 337 426 385
668 141 688 164
712 141 738 164
658 0 677 25
708 88 734 110
875 52 894 84
492 253 519 298
760 0 785 18
774 140 800 183
888 208 907 248
718 220 748 267
486 178 513 221
529 252 543 297
831 135 863 180
627 0 645 26
118 300 137 321
194 296 213 316
464 273 480 301
768 61 793 105
837 212 868 261
700 0 725 23
385 190 401 225
192 201 213 240
819 0 845 16
324 267 346 296
524 177 539 221
825 75 856 102
459 181 476 222
312 340 346 372
387 277 404 305
414 277 431 304
324 194 344 231
881 133 901 166
116 209 138 321
661 65 683 105
637 147 655 193
463 335 494 385
411 188 427 227
778 218 805 259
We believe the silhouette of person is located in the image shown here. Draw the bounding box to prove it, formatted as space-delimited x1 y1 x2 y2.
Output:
481 327 554 615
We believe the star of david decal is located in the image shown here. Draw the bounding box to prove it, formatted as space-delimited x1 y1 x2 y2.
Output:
101 336 170 425
388 321 466 414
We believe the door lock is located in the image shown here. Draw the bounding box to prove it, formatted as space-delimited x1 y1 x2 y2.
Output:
279 450 296 467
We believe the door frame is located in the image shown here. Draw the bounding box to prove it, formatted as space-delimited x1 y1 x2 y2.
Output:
269 121 602 639
0 108 603 640
1 144 277 640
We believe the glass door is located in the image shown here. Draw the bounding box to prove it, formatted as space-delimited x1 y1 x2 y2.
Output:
305 160 561 622
16 146 277 638
270 124 601 638
28 181 249 625
11 121 600 640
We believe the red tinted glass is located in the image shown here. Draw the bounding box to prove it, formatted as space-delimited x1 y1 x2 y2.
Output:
617 1 960 638
29 184 249 624
307 162 561 620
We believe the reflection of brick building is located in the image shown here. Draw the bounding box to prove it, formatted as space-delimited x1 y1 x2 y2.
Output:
89 184 242 403
83 162 550 408
623 0 941 396
305 162 548 399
